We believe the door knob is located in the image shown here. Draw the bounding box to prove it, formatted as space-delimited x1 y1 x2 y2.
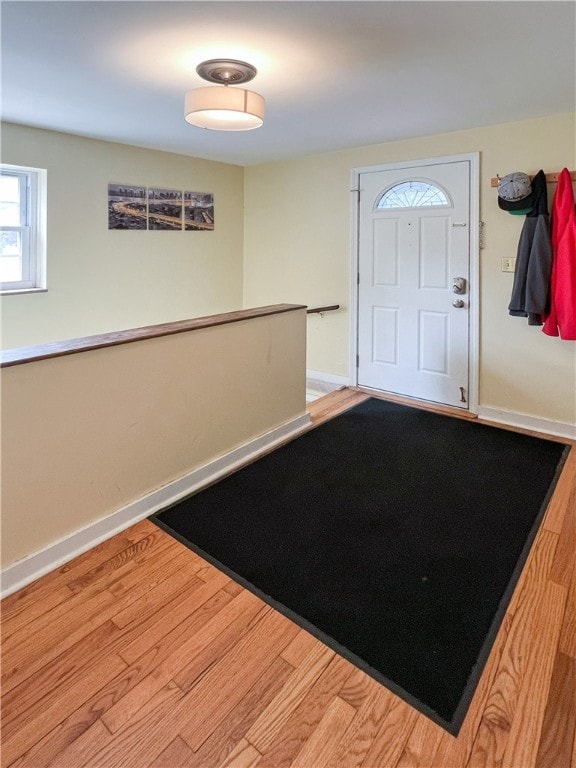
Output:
452 299 465 308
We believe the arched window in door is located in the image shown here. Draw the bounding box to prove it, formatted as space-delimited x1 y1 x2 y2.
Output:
376 180 450 209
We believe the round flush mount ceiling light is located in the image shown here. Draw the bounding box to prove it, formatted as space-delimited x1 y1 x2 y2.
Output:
184 59 265 131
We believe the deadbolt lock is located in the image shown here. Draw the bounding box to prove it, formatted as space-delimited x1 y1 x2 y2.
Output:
452 277 467 294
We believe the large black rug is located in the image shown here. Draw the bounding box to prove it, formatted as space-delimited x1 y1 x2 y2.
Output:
152 398 568 733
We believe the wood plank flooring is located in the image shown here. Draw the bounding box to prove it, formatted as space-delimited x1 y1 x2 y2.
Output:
2 389 575 768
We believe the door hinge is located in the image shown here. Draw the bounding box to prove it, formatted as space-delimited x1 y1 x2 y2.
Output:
356 354 359 367
460 386 467 403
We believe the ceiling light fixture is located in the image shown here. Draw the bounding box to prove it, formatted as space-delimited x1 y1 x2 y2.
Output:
184 59 265 131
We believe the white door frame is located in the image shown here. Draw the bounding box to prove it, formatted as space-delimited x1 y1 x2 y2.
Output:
349 152 480 413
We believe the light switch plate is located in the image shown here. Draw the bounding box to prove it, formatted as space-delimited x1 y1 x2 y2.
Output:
501 257 516 273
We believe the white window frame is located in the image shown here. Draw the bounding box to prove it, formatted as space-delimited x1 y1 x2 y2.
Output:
0 163 47 294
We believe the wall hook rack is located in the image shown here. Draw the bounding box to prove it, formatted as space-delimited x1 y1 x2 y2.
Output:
491 170 576 188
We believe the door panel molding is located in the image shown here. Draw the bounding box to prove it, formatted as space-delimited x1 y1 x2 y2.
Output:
349 153 479 412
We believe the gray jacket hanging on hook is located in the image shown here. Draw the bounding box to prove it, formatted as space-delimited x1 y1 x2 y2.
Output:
508 170 552 325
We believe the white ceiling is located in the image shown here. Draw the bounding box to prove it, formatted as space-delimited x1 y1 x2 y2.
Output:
2 1 575 167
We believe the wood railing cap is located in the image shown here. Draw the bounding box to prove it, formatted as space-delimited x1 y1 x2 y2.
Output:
0 304 307 368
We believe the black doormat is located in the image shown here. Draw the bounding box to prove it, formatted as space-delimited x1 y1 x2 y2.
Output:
151 398 568 734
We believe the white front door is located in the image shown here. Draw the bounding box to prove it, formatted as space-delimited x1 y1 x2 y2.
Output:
357 159 472 409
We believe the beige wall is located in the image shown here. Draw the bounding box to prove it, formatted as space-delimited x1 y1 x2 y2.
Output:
244 113 576 425
0 123 245 349
1 308 307 569
2 115 574 425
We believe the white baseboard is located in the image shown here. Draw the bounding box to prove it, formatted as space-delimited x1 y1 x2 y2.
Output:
1 412 311 598
306 369 351 387
478 406 575 441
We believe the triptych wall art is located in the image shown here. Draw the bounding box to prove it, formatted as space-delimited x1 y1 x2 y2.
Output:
108 184 214 231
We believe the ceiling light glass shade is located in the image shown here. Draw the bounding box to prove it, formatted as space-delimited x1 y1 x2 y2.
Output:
184 86 265 131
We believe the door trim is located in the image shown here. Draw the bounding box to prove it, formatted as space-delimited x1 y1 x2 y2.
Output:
349 152 480 413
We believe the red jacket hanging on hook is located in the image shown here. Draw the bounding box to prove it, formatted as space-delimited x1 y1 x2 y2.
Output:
542 168 576 340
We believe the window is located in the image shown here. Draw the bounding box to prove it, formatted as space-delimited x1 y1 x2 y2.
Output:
0 164 47 292
376 180 450 209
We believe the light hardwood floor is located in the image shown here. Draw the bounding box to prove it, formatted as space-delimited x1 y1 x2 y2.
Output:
2 389 575 768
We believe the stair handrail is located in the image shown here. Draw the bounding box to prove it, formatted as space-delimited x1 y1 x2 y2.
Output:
306 304 340 316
